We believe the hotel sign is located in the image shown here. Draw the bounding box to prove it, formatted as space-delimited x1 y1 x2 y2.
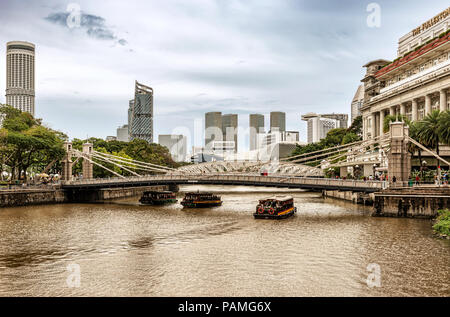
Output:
412 7 449 36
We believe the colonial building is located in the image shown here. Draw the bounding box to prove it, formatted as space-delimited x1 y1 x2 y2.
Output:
361 7 450 141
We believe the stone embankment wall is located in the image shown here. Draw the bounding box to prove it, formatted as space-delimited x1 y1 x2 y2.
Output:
0 185 172 207
373 187 450 219
0 188 67 207
322 190 373 205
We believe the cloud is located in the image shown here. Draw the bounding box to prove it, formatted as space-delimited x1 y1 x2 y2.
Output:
44 11 126 44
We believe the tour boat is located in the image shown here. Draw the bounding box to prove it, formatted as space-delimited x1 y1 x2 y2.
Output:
139 191 177 205
180 191 222 208
254 196 297 219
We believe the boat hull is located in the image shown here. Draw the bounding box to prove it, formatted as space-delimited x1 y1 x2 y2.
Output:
253 207 296 219
181 201 222 208
139 199 177 205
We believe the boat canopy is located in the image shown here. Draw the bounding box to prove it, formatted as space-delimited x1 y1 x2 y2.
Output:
260 196 293 202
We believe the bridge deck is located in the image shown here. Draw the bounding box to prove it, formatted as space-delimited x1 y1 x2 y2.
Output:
61 174 384 193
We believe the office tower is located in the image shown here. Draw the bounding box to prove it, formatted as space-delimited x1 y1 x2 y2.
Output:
249 114 265 151
270 112 286 132
222 114 238 153
158 134 187 162
129 81 153 143
351 85 364 123
301 113 347 143
5 41 35 116
205 112 223 151
116 124 129 142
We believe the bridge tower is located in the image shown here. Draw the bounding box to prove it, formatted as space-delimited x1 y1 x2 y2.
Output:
61 142 73 181
82 143 94 179
388 121 411 187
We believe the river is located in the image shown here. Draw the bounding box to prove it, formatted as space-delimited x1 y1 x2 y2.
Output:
0 185 448 297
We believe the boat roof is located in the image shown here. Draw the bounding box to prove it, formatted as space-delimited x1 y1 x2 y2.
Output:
260 195 293 202
185 192 218 195
143 191 174 194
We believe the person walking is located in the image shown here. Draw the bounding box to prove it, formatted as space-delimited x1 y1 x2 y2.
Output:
415 175 420 186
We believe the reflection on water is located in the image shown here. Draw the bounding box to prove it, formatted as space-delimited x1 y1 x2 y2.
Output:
0 185 448 297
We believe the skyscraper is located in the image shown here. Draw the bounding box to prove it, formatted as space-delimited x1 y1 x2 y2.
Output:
158 134 187 162
205 112 223 151
301 113 348 143
222 114 238 153
249 114 264 151
129 81 153 143
5 41 35 116
270 112 286 132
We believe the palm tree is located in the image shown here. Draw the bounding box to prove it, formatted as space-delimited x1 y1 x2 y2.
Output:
417 110 442 170
438 110 450 146
383 114 410 133
407 121 422 166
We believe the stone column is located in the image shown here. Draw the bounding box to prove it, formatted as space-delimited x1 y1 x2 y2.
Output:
379 110 385 135
388 122 411 187
61 142 73 181
389 106 396 116
82 143 94 180
440 89 447 112
411 99 418 121
370 112 377 139
400 103 406 116
425 94 432 115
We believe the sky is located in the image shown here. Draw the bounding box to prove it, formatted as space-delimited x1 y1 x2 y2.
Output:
0 0 449 151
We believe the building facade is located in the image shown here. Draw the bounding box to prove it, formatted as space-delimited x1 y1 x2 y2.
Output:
222 114 238 153
351 84 364 123
361 7 450 141
158 134 187 162
301 113 347 143
270 111 286 132
249 114 265 151
116 124 129 142
205 112 223 151
5 41 35 116
129 81 153 143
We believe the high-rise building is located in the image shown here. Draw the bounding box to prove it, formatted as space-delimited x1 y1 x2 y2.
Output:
205 112 223 151
158 134 187 162
116 124 129 142
301 113 347 143
5 41 35 116
270 112 286 132
249 114 265 151
129 81 153 143
222 114 238 153
351 85 364 123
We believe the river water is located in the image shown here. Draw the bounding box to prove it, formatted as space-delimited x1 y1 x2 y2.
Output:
0 185 448 297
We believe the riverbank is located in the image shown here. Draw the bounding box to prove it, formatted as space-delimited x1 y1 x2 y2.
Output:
433 209 450 239
0 185 169 207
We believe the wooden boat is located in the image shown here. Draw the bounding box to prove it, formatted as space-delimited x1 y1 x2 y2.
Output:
181 191 222 208
253 196 296 219
139 191 177 205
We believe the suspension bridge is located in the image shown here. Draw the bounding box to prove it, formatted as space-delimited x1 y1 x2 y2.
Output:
58 122 450 196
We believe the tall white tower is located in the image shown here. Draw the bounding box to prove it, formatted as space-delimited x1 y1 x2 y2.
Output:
5 41 35 116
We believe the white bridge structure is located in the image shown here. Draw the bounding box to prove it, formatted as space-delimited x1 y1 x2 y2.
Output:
59 122 450 194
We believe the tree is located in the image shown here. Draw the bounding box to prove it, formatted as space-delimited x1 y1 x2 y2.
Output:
348 115 362 136
0 105 66 181
417 110 443 170
438 110 450 146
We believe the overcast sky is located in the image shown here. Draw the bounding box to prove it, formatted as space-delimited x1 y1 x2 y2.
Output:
0 0 449 151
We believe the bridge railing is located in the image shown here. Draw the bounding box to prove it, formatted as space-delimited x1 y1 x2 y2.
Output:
62 173 383 190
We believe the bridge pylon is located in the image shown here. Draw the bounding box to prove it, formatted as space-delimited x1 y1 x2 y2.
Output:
61 142 73 181
388 121 411 187
82 143 94 180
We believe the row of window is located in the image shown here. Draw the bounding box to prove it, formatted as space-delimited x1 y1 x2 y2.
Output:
5 95 34 115
385 51 450 87
7 53 35 90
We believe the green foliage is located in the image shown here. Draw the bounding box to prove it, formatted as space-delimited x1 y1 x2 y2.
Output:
383 114 410 133
348 115 362 136
0 105 66 181
71 137 179 178
433 209 450 237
